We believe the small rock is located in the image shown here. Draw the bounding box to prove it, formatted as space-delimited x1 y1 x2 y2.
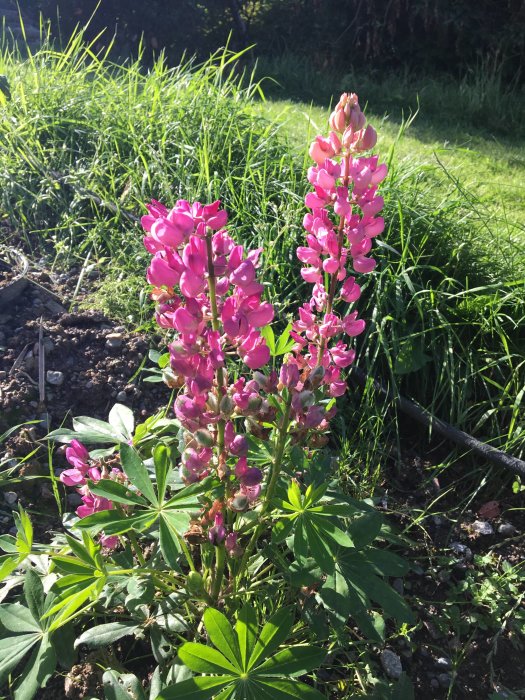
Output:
437 672 452 688
435 656 452 671
430 679 440 690
46 370 64 386
0 370 6 381
4 491 18 505
54 468 64 477
498 522 517 537
380 649 402 680
450 542 473 560
113 325 126 333
472 520 494 536
106 333 124 349
85 381 94 389
116 390 127 402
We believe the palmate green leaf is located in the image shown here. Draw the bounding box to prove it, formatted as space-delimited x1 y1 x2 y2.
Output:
103 669 147 700
24 568 46 627
159 514 182 569
47 427 116 445
345 582 383 643
317 565 351 626
212 686 235 700
14 633 56 700
365 548 410 577
0 554 19 581
73 416 126 441
0 633 41 686
235 606 258 671
348 511 383 549
75 621 140 649
0 603 40 633
46 578 107 632
108 403 135 441
203 609 241 671
154 444 171 502
252 678 326 699
64 533 99 567
178 643 239 675
254 646 326 677
89 479 148 507
157 675 234 700
340 552 414 624
52 556 97 576
312 517 353 548
261 324 276 356
248 607 294 670
303 520 335 574
120 443 158 505
274 323 295 356
75 509 156 536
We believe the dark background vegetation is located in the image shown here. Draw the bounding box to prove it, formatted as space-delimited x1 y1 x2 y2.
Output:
23 0 525 80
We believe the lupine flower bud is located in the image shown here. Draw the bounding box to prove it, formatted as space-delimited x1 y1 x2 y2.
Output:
220 395 234 417
194 428 215 447
208 513 226 544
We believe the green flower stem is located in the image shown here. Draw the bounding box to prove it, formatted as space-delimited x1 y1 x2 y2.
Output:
317 150 351 366
128 530 146 567
235 396 293 585
177 532 197 573
211 544 226 601
205 229 225 458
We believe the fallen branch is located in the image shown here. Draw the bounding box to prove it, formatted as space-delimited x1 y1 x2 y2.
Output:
350 366 525 478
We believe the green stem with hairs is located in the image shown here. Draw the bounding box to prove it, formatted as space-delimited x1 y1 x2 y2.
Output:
211 545 226 601
235 395 293 585
205 229 225 457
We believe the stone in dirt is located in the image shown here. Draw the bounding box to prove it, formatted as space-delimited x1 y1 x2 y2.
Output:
380 649 403 679
106 332 124 349
471 520 494 536
46 370 65 386
3 491 17 505
498 522 517 536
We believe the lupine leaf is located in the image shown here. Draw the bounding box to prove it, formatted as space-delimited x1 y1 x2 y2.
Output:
248 607 294 669
0 603 40 633
75 621 140 649
235 606 258 670
317 565 351 625
0 633 41 685
108 404 135 441
102 670 147 700
254 646 326 677
24 568 46 628
253 678 326 699
178 643 239 675
159 514 182 569
348 512 383 549
154 445 171 502
89 479 148 506
119 443 158 505
14 634 56 700
203 609 241 670
157 676 234 700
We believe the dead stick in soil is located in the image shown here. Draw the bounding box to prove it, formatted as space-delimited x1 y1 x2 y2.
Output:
38 316 45 405
350 366 525 478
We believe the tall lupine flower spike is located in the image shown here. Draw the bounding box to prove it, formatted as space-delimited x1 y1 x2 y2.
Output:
142 198 276 545
282 92 387 433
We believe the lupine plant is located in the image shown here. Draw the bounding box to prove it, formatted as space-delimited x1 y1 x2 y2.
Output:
0 93 413 699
